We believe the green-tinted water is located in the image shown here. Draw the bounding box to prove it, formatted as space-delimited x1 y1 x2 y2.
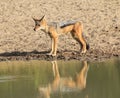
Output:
0 59 120 98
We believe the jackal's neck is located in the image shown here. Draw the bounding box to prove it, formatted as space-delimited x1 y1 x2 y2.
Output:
43 20 49 33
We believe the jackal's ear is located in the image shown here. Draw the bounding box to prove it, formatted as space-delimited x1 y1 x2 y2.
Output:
32 17 37 21
40 15 46 20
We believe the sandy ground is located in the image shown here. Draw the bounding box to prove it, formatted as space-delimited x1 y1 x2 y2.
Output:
0 0 120 61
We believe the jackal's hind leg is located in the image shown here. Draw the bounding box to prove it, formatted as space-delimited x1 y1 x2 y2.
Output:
72 32 87 54
78 35 87 54
74 38 83 52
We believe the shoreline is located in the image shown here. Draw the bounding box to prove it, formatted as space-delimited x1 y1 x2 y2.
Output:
0 49 119 62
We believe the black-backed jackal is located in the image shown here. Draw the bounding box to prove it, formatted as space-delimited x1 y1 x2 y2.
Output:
33 15 89 56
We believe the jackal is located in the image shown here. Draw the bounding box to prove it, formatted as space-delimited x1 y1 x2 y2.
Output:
33 15 89 56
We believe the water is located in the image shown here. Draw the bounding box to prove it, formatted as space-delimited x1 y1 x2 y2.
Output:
0 58 120 98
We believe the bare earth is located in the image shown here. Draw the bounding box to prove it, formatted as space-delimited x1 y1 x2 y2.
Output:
0 0 120 61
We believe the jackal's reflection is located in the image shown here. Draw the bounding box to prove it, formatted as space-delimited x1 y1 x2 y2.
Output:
38 61 89 98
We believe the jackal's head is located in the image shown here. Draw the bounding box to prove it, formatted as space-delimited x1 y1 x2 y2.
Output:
33 15 47 31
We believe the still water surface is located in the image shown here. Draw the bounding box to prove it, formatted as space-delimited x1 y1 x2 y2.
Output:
0 59 120 98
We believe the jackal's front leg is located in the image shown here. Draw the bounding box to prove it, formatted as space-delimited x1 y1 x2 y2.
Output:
47 38 54 55
52 37 58 56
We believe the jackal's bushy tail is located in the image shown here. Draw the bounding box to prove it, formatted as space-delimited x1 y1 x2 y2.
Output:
86 43 90 50
82 33 90 50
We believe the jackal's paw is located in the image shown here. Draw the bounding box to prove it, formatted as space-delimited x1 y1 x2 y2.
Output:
51 53 56 57
81 50 87 54
47 52 52 55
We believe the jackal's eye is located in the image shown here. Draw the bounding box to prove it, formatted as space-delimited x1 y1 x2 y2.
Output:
37 24 40 26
